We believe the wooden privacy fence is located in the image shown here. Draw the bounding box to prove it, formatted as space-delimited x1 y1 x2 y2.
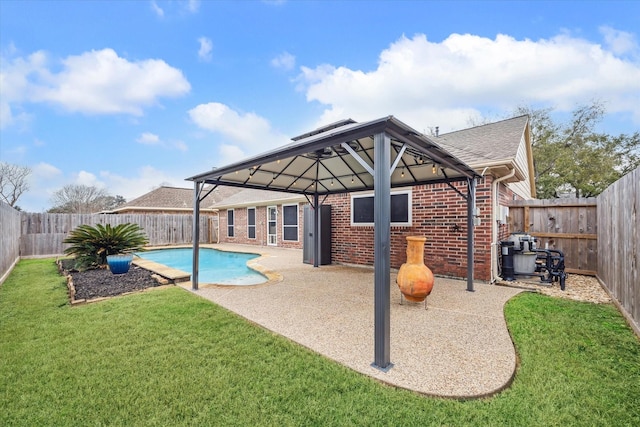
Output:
20 213 218 257
0 202 21 283
507 198 598 275
597 166 639 335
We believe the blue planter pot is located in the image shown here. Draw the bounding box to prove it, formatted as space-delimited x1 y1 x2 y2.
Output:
107 254 134 274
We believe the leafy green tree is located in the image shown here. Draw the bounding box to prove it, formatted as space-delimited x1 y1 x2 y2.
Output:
63 223 149 270
516 102 640 198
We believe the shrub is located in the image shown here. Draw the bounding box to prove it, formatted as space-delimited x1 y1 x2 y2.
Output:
63 223 149 270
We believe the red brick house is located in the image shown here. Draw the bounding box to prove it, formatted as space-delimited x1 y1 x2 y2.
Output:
121 116 533 285
210 115 534 283
211 188 307 249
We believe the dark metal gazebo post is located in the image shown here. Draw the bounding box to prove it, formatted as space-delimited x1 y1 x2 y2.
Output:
192 181 201 290
373 132 392 370
313 192 320 268
466 177 476 292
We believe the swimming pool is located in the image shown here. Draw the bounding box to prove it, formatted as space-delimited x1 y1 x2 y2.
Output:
137 247 267 285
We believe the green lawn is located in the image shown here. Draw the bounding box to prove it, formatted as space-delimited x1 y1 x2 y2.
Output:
1 259 639 426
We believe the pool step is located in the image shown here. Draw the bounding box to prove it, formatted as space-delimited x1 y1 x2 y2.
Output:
133 259 191 283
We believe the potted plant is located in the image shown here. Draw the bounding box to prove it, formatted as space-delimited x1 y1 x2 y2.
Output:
63 223 149 274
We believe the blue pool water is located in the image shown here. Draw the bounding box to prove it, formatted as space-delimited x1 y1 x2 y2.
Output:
137 248 267 285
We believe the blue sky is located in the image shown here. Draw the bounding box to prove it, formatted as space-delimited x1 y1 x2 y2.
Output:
1 0 639 212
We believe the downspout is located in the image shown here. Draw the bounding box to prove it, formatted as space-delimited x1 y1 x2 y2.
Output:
491 167 517 283
216 211 220 244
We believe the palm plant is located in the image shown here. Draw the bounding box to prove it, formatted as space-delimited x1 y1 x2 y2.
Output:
63 223 149 270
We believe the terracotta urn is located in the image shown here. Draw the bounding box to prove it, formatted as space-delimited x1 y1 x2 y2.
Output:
396 236 434 302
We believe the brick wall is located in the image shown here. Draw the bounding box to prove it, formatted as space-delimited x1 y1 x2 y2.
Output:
327 179 495 281
216 178 523 282
218 203 304 249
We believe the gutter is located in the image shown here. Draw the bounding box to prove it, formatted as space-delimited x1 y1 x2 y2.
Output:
109 207 218 214
490 167 517 283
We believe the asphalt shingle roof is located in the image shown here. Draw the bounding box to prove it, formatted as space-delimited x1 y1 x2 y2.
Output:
119 185 238 210
118 185 301 211
435 115 528 166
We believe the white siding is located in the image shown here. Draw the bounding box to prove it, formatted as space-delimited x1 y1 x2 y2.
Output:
507 134 534 200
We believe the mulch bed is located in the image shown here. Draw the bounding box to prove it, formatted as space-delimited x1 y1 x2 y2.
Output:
59 259 163 301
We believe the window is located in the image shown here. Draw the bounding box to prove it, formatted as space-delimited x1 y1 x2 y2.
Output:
227 209 234 237
282 204 299 241
247 207 256 239
351 189 412 226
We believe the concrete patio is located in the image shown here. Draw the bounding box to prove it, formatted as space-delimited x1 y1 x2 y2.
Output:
179 244 525 398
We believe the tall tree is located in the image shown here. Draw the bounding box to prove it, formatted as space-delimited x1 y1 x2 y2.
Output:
515 102 640 198
0 162 31 208
48 184 125 213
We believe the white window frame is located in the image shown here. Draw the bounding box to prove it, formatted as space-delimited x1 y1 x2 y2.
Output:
282 203 299 242
350 189 412 227
247 207 256 239
227 209 235 237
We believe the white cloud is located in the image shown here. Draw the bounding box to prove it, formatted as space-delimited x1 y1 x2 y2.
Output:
150 0 164 17
150 0 199 17
271 51 296 70
99 166 188 201
216 144 247 167
137 132 161 145
189 102 290 167
189 102 288 149
297 31 640 131
32 162 62 179
600 26 638 56
186 0 200 13
20 163 190 212
198 37 213 62
0 48 190 124
0 102 13 129
75 170 103 188
0 50 45 129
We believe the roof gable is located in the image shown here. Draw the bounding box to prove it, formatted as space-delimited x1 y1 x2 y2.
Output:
435 115 529 166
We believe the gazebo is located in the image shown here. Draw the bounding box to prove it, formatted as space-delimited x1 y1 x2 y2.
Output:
187 116 479 369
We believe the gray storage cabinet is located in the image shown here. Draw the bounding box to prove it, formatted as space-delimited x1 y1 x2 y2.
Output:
303 204 332 265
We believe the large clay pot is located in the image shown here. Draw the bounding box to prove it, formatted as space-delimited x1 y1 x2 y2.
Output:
396 236 434 302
